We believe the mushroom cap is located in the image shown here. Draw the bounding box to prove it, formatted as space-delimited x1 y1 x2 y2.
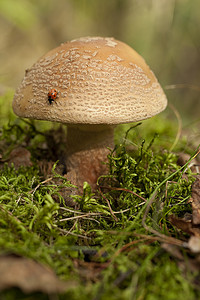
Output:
13 37 167 125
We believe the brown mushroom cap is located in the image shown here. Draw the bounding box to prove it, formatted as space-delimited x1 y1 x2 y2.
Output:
13 37 167 125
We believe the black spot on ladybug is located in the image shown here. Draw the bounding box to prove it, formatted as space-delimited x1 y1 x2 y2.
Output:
48 89 58 105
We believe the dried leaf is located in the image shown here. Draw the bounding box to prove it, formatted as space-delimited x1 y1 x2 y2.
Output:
190 176 200 225
177 153 199 173
169 214 200 237
0 254 75 294
8 147 32 169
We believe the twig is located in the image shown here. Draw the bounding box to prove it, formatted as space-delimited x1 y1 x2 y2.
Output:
59 212 101 222
58 227 91 239
98 188 118 222
62 219 78 236
59 207 86 214
100 186 147 202
113 238 148 257
29 177 53 194
113 208 131 214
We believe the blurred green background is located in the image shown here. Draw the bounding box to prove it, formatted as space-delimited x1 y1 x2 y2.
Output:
0 0 200 122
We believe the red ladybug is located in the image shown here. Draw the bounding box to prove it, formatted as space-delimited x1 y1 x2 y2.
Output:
48 89 58 104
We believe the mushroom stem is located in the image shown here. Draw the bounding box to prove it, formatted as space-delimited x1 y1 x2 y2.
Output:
65 125 114 190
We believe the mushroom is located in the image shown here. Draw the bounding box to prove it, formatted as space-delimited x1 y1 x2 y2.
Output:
12 37 167 191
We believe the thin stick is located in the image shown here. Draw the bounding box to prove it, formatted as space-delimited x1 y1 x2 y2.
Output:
29 177 53 194
58 227 91 239
100 186 147 202
60 207 91 214
59 212 101 222
98 188 118 222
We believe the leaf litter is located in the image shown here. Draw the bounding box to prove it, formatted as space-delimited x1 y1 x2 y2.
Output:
0 254 75 294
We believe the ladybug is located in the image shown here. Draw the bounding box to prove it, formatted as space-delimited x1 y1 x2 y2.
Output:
48 89 58 104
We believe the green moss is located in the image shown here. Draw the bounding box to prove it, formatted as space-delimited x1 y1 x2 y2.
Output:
0 107 199 299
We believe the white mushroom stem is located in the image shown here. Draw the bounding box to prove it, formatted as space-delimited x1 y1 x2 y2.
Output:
65 125 114 190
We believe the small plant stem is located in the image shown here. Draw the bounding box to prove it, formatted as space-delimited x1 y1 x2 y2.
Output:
100 185 147 202
98 188 118 221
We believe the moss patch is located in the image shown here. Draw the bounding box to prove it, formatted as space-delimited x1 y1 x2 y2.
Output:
0 108 199 299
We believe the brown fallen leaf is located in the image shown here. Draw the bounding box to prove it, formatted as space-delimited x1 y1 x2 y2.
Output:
189 175 200 225
177 153 200 173
169 214 200 237
7 147 32 169
0 254 76 294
